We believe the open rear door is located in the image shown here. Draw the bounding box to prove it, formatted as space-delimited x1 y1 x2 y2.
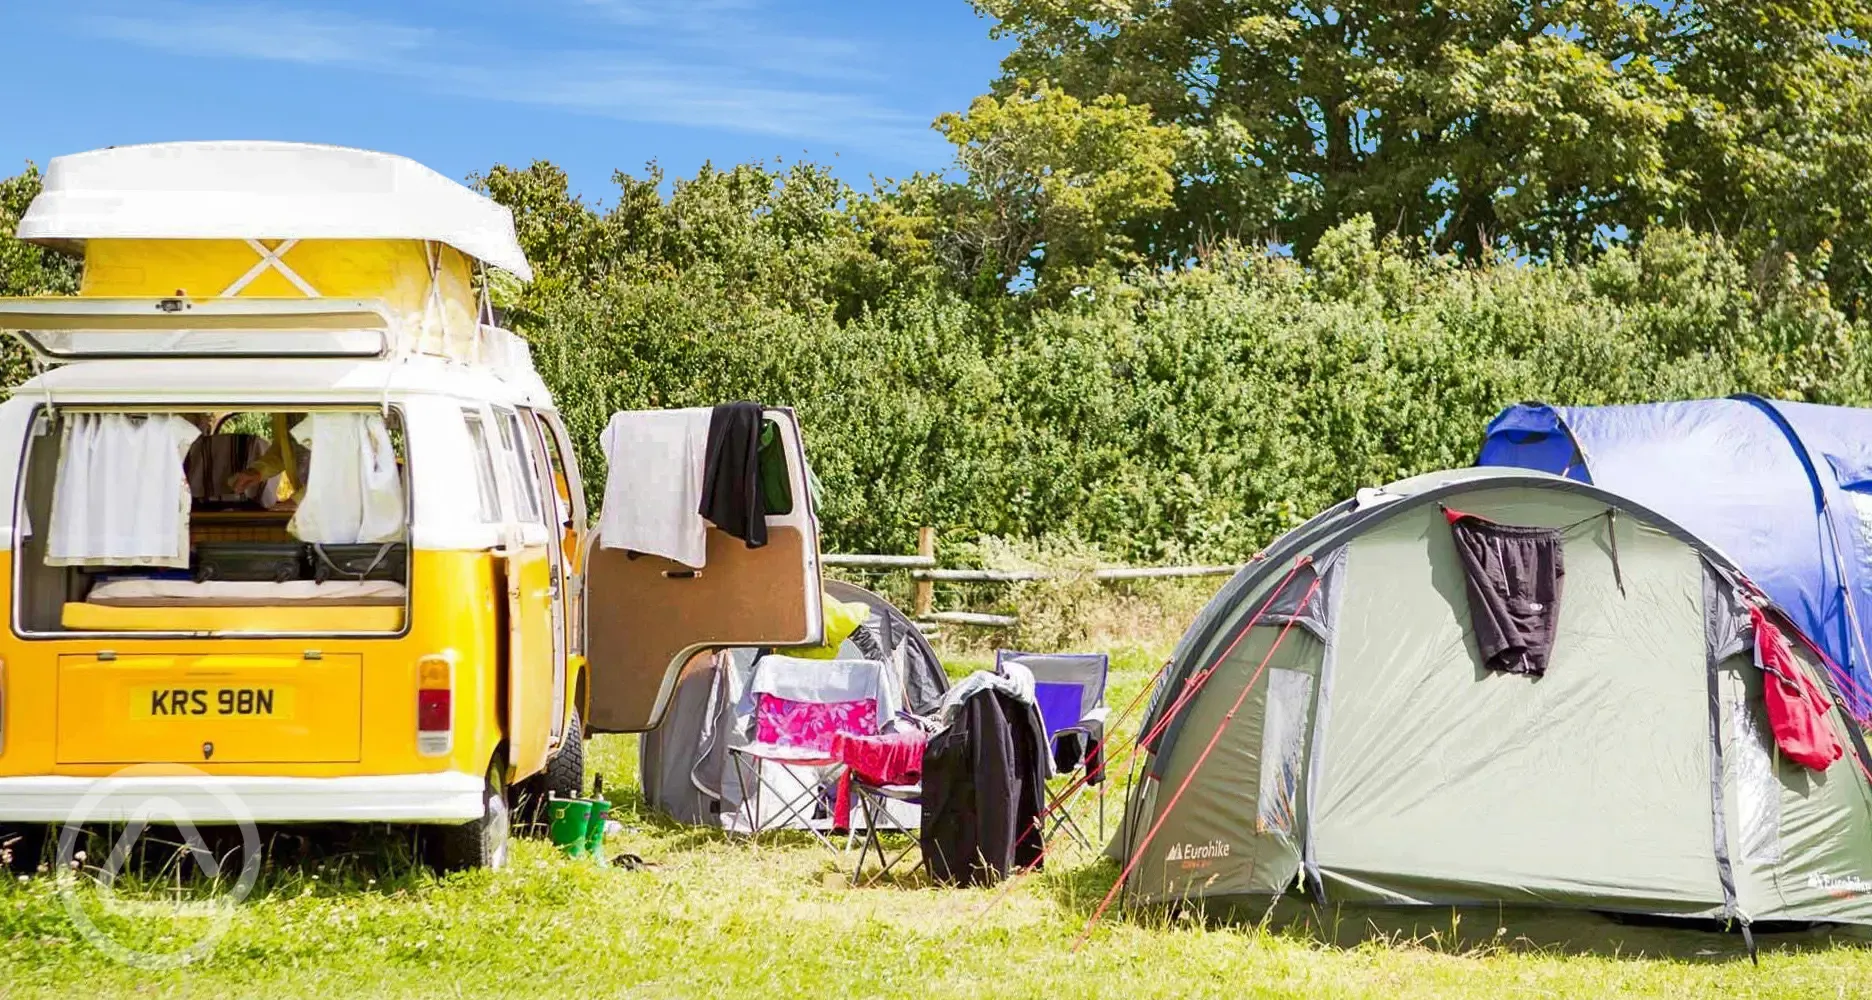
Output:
584 407 823 732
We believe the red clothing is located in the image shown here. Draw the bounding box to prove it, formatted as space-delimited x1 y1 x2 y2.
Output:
1752 607 1844 772
830 730 927 826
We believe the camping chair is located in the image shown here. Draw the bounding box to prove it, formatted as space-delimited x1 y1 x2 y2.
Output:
995 650 1111 850
727 655 889 855
833 730 928 886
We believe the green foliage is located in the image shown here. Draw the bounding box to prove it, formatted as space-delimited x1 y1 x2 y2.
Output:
473 159 931 325
495 160 1871 563
0 164 73 386
976 0 1872 311
931 82 1182 294
0 164 79 298
2 147 1867 568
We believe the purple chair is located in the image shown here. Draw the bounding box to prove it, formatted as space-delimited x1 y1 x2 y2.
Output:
994 650 1111 848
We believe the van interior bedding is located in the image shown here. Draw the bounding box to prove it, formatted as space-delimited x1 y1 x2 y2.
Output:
14 408 411 633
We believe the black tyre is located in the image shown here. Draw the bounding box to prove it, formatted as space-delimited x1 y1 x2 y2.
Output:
432 765 511 872
511 711 585 833
541 709 585 800
1 824 46 876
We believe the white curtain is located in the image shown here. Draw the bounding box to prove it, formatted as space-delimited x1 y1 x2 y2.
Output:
47 413 201 568
288 413 406 545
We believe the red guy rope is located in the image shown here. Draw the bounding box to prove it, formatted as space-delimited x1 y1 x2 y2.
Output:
967 556 1315 922
1072 571 1325 952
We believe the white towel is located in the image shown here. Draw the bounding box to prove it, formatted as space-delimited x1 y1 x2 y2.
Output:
288 412 406 545
739 655 902 738
597 408 711 568
47 413 200 568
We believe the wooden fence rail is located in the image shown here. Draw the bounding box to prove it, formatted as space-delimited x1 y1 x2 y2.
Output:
820 553 937 568
823 527 1243 628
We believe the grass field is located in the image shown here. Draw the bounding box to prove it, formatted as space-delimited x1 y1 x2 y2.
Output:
4 646 1872 998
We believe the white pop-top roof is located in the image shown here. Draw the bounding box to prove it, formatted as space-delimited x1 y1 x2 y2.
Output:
17 141 534 280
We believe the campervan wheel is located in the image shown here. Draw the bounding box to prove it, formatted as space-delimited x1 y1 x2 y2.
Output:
432 764 511 872
541 709 585 800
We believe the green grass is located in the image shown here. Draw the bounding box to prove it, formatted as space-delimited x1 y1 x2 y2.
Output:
3 648 1871 998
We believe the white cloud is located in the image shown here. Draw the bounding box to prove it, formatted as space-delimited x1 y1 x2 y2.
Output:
562 0 872 81
84 3 434 68
72 0 937 161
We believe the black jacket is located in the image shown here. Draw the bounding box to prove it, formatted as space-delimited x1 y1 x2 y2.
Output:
699 402 767 548
920 688 1048 886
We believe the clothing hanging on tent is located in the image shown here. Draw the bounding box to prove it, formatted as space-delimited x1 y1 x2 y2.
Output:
699 401 766 548
598 408 710 567
46 413 200 568
287 413 405 545
1752 607 1845 771
1445 508 1565 676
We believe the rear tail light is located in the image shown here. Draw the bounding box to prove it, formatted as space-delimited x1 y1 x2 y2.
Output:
0 659 7 756
416 653 455 756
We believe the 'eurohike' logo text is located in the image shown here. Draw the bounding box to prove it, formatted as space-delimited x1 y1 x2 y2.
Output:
1165 840 1232 864
1808 872 1872 897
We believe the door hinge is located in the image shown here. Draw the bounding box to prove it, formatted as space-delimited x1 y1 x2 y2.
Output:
96 650 116 662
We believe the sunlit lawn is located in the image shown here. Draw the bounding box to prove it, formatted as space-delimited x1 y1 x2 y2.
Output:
2 646 1870 998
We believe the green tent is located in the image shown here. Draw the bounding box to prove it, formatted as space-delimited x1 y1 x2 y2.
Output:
1115 468 1872 932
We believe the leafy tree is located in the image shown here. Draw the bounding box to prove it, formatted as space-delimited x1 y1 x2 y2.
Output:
477 159 926 322
974 0 1872 297
0 165 80 296
929 81 1182 293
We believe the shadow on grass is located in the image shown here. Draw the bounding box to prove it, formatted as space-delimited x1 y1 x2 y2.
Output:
1244 900 1868 962
39 822 439 899
1030 856 1868 961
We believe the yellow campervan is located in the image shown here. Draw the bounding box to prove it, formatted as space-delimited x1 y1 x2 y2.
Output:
0 142 824 870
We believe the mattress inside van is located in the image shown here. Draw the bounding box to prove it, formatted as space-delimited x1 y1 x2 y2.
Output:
84 578 408 607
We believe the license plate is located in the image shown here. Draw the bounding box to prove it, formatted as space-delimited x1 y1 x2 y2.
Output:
131 686 296 720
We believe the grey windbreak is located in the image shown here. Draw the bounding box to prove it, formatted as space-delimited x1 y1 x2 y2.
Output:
1119 469 1872 926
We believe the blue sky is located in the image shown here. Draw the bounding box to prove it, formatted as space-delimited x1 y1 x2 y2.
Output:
0 1 1011 202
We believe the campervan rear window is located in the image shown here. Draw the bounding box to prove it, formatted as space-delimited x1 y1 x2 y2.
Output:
493 407 544 525
462 410 503 523
12 406 412 637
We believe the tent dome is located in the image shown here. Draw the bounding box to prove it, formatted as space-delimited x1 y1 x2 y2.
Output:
1120 468 1872 931
1480 397 1872 713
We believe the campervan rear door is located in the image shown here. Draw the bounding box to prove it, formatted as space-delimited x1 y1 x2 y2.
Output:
583 407 823 732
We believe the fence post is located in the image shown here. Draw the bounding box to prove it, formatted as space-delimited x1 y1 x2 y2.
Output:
914 526 936 618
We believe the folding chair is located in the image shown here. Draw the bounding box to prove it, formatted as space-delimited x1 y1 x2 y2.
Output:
833 730 928 886
995 650 1111 850
726 656 889 855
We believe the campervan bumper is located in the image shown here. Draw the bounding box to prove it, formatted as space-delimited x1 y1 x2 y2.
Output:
0 772 486 824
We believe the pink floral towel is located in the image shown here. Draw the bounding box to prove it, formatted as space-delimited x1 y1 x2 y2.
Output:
754 694 879 752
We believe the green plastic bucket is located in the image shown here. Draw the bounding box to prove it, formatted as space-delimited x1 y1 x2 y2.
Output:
547 797 592 858
584 798 611 862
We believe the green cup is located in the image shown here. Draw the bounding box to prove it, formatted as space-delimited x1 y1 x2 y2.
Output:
547 797 592 858
585 798 612 863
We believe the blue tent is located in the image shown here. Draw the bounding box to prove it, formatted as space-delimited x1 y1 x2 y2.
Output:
1479 396 1872 713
